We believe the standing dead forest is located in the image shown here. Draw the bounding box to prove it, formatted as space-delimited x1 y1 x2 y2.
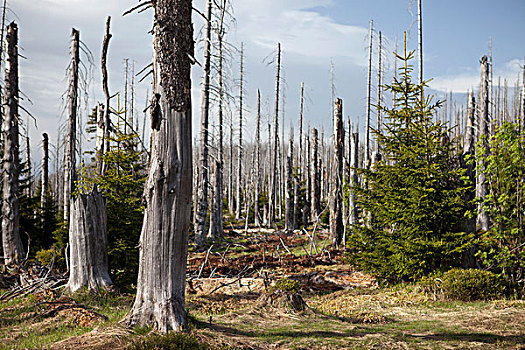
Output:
0 0 524 349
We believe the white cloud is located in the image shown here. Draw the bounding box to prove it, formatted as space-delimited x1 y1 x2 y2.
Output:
430 58 523 93
235 0 368 66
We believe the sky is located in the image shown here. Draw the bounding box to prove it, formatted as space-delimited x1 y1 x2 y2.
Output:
8 0 525 174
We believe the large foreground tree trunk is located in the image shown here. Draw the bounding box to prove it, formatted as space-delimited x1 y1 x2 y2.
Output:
127 0 193 332
65 190 113 293
2 22 24 265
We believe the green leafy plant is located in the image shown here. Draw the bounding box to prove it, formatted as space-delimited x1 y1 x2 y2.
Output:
473 122 525 285
347 42 473 282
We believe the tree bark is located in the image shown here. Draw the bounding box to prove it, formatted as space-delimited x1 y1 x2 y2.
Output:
303 127 311 226
41 133 49 210
285 127 293 232
476 56 490 231
269 43 281 226
365 19 373 169
254 90 261 227
100 16 112 175
235 43 244 220
127 0 193 332
208 0 225 239
349 131 359 226
65 190 113 293
2 22 24 265
330 99 344 247
311 127 320 221
195 0 213 246
63 28 79 223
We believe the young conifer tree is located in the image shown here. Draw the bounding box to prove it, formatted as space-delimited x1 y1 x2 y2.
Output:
348 37 473 282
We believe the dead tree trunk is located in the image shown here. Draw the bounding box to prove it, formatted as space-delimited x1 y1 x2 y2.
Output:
330 99 344 247
65 21 114 294
63 28 79 223
376 31 382 155
41 133 49 210
195 0 213 246
127 0 193 332
235 43 244 220
254 90 261 226
298 82 304 171
365 19 373 169
311 127 320 221
208 0 226 239
285 126 294 232
303 127 311 225
349 131 359 226
2 22 24 265
269 43 281 226
99 16 112 175
418 0 423 90
476 56 490 231
65 190 113 293
521 61 525 132
462 90 477 267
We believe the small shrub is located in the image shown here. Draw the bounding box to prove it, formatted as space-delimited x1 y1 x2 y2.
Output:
267 278 301 294
127 332 207 350
422 268 509 301
35 248 56 266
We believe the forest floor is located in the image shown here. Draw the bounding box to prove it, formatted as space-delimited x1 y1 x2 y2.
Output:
1 227 524 350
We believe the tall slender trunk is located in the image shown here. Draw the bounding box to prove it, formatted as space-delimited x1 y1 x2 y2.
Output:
254 90 261 226
365 19 373 169
208 0 225 239
330 98 344 247
41 133 49 210
63 28 79 223
303 127 311 225
128 0 193 332
298 82 304 172
285 126 293 232
235 43 244 220
476 56 490 231
2 22 24 264
25 131 32 197
269 43 281 226
195 0 213 245
462 90 477 267
311 127 320 221
349 131 359 226
418 0 423 90
100 16 112 175
376 31 382 155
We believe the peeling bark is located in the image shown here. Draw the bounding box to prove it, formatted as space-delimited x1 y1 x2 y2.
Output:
2 22 24 265
330 99 344 247
127 0 193 332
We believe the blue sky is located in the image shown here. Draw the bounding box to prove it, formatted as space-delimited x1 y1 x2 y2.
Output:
9 0 525 170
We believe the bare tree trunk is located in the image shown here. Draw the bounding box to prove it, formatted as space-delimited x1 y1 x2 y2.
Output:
235 43 244 220
303 127 311 226
521 60 525 132
195 0 213 246
254 90 261 226
311 127 320 221
269 43 281 226
228 116 234 214
2 22 24 265
365 19 373 169
285 126 293 232
127 0 193 332
25 131 32 197
330 99 344 247
208 0 225 239
418 0 423 90
63 28 79 223
462 90 477 267
41 133 49 209
65 190 113 293
349 131 359 226
298 82 304 172
376 31 382 155
100 16 112 175
476 56 490 231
